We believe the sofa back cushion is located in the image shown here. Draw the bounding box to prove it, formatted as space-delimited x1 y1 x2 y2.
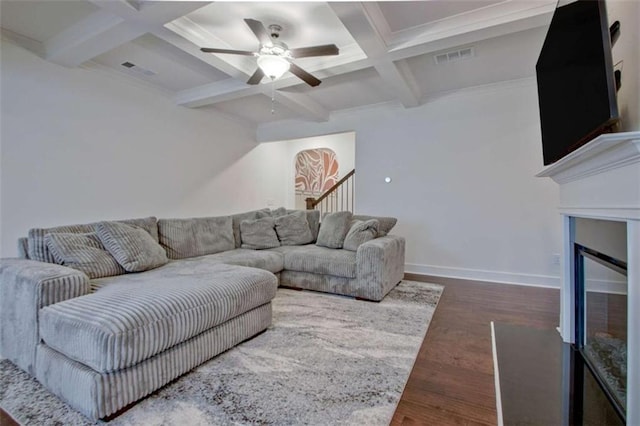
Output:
291 209 320 242
274 211 314 246
28 217 158 264
316 211 353 249
271 208 320 243
231 209 271 248
45 232 126 279
96 221 168 272
158 216 234 259
240 217 280 250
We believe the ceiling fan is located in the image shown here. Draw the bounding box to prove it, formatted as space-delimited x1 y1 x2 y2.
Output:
200 18 339 87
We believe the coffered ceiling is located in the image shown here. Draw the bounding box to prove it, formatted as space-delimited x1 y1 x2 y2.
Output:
1 0 556 128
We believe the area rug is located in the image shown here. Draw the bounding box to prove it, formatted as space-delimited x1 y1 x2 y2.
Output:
0 280 443 425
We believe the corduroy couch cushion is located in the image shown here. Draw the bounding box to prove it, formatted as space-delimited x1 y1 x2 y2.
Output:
158 216 235 259
343 219 379 251
96 221 168 272
274 211 314 246
352 215 397 237
44 232 125 279
39 264 277 373
279 244 357 278
316 211 353 249
240 217 280 250
28 217 158 264
231 209 271 248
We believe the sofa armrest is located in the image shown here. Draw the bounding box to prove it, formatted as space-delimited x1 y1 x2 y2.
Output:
0 259 90 375
355 235 406 301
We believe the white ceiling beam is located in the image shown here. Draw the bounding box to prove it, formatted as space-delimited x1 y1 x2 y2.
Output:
171 57 372 109
329 2 421 108
175 75 329 121
386 0 556 52
43 11 139 66
387 5 555 63
176 79 257 107
42 1 210 67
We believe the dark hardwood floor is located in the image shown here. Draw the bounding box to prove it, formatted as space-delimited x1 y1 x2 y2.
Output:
0 407 18 426
0 275 559 426
391 274 560 425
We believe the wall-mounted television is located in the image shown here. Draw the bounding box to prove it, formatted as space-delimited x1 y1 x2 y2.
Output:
536 0 619 166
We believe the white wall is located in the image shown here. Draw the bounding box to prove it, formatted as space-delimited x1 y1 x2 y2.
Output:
607 0 640 131
258 79 563 286
0 39 286 256
262 132 355 209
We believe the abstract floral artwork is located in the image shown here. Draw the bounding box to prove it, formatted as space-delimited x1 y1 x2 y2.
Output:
295 148 339 195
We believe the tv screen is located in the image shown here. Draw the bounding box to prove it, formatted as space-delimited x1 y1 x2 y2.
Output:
536 0 619 166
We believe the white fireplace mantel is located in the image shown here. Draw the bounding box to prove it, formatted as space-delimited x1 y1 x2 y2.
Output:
537 131 640 425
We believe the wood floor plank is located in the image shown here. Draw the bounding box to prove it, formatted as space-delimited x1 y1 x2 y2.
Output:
393 274 559 424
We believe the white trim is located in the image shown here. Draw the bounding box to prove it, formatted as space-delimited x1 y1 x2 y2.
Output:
404 263 560 288
558 207 640 221
536 131 640 184
626 220 640 426
491 321 504 426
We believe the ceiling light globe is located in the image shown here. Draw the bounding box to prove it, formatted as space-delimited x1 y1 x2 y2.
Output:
257 55 290 80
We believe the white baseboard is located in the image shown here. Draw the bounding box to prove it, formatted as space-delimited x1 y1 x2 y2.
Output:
404 263 561 288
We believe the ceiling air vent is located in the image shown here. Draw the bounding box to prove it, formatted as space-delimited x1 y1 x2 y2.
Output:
120 61 156 77
434 47 475 65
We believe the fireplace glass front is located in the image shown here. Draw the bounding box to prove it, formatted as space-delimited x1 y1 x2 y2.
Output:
580 253 627 412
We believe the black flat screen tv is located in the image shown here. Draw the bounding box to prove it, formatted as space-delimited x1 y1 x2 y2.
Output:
536 0 619 166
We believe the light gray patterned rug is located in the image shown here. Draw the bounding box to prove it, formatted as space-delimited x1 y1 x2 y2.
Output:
0 280 442 425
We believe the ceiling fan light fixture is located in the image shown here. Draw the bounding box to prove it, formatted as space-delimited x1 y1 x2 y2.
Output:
257 55 290 80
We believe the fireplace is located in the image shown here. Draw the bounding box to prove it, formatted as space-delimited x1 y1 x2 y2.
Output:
574 218 627 419
537 131 640 425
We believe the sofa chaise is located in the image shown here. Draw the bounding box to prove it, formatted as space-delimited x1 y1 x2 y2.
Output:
0 208 405 420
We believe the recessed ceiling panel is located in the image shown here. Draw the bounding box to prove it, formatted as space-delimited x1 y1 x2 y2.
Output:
94 34 230 92
212 94 300 124
377 1 504 33
405 27 548 100
0 0 99 42
181 2 360 71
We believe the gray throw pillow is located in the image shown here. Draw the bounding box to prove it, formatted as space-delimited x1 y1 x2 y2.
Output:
275 211 314 246
96 221 168 272
240 217 280 249
158 216 235 259
316 211 353 249
343 219 380 251
231 209 271 248
28 216 158 264
352 215 397 237
45 232 125 279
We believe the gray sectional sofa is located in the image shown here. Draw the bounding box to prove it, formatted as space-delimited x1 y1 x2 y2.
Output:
0 208 405 420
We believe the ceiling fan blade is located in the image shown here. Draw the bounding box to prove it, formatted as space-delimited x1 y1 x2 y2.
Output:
244 18 272 46
288 63 321 87
289 44 339 59
247 67 265 85
200 48 255 56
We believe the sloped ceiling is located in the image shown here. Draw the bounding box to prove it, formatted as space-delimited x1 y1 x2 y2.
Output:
0 1 555 129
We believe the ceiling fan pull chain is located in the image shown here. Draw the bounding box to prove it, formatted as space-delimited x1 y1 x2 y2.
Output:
271 80 276 115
